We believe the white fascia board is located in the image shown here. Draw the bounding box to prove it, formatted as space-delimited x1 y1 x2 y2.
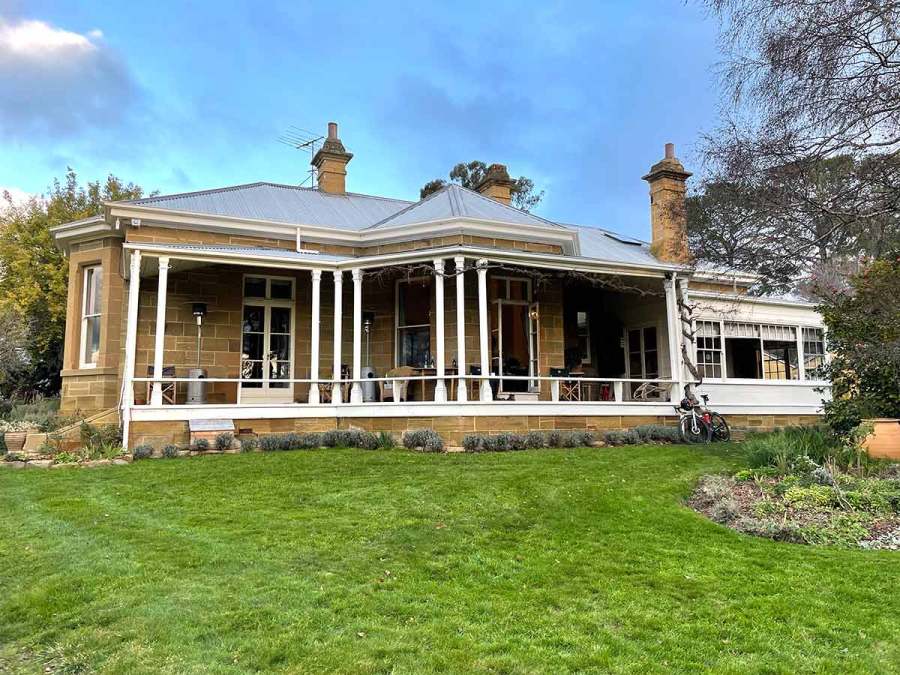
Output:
692 269 759 286
49 216 120 251
690 290 816 309
124 240 684 278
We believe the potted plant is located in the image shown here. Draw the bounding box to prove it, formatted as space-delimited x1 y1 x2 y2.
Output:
0 419 39 455
862 419 900 460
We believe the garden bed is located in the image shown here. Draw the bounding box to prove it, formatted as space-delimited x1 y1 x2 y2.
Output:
689 426 900 550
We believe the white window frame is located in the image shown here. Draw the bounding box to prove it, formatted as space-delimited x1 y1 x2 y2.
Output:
394 276 433 368
695 318 828 383
239 274 296 403
576 310 591 365
80 264 103 369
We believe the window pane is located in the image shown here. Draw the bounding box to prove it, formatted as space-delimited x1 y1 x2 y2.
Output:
241 360 262 387
242 334 263 360
243 306 264 333
508 280 528 301
644 350 658 378
762 341 798 380
244 277 266 298
269 361 291 388
399 327 430 367
269 334 291 360
643 327 657 352
83 316 100 365
85 266 103 315
399 280 431 326
270 279 293 300
270 307 291 334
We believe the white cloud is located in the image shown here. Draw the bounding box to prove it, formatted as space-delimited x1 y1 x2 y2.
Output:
0 18 139 139
0 18 97 55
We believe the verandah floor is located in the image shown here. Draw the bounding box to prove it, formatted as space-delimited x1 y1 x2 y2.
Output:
1 446 897 673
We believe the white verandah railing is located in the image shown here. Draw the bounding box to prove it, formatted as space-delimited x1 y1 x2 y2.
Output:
130 374 679 405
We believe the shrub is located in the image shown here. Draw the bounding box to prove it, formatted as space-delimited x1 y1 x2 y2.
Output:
192 438 210 452
214 432 234 452
376 431 395 450
162 444 179 459
603 430 641 446
132 444 153 460
634 424 681 443
462 434 482 453
5 398 75 432
80 422 121 450
53 450 79 464
710 498 741 524
545 431 562 448
240 437 259 452
403 429 444 452
744 426 847 472
525 431 546 449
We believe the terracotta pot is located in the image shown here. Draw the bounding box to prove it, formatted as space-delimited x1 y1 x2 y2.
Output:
4 431 27 455
862 419 900 460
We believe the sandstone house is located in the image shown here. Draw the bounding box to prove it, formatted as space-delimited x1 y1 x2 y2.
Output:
51 123 828 447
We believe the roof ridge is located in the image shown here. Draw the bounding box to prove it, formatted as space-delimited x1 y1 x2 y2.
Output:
451 183 565 228
123 181 271 205
366 182 452 228
123 181 414 208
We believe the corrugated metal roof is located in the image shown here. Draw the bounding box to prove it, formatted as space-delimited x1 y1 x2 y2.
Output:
130 242 351 263
573 225 662 266
128 182 412 230
368 183 565 229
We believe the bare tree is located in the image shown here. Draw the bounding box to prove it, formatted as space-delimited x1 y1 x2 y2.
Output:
695 0 900 289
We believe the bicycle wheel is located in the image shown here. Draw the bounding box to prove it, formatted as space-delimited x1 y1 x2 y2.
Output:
710 413 731 442
680 415 712 443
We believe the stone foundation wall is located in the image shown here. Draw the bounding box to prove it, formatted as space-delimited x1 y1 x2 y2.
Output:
129 413 823 449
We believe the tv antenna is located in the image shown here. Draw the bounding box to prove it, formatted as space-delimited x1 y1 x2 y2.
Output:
278 125 324 187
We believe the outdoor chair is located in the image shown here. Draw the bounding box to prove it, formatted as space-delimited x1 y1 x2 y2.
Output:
380 366 416 402
146 365 177 405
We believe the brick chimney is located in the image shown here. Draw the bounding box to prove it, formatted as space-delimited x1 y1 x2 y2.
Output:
475 163 513 205
642 143 692 263
312 122 353 194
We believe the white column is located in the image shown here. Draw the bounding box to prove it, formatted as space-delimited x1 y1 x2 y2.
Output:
454 255 467 402
433 258 448 402
677 276 691 389
664 276 683 397
308 269 322 404
332 269 344 402
476 259 492 401
121 250 141 448
150 256 170 406
350 268 363 403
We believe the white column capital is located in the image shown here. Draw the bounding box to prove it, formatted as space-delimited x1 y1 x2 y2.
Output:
433 258 444 273
311 268 322 282
351 268 363 282
476 258 489 270
332 269 342 283
158 256 170 271
453 255 465 268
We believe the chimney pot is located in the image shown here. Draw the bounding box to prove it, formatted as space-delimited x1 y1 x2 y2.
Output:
312 122 353 194
641 144 692 263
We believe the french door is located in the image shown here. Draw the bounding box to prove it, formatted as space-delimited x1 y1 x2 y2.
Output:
240 276 295 403
626 325 659 397
492 300 540 393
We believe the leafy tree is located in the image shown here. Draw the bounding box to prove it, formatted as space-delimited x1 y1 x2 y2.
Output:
0 170 147 397
817 253 900 435
420 160 544 212
696 0 900 287
687 156 899 291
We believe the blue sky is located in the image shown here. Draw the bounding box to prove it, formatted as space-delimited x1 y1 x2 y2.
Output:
0 1 720 239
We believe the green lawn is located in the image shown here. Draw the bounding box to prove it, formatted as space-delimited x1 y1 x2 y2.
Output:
1 446 898 674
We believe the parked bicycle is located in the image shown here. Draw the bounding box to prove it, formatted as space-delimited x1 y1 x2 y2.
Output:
675 386 731 443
